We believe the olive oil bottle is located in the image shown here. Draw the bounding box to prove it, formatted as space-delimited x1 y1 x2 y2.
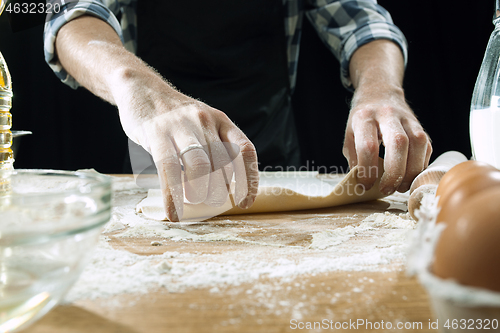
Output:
0 0 13 201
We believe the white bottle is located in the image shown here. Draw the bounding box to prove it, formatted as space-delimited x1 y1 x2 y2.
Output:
470 2 500 168
470 98 500 168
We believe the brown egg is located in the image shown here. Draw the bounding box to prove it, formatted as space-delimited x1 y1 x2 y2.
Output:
436 161 495 202
436 161 500 224
432 186 500 292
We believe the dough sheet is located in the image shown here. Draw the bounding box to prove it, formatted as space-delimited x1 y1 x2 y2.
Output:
137 159 387 221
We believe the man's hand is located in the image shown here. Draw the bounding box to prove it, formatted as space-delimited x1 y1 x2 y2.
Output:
55 16 258 221
116 77 259 221
343 40 432 195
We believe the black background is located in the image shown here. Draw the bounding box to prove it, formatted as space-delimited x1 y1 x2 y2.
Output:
0 1 494 173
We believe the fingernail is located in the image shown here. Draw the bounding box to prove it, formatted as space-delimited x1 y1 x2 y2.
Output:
238 196 255 209
362 183 373 191
168 210 179 222
399 182 411 192
171 201 183 222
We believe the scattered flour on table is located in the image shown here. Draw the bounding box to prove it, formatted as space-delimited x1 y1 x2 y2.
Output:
309 212 415 250
112 219 287 246
114 226 248 242
64 175 416 306
361 211 416 229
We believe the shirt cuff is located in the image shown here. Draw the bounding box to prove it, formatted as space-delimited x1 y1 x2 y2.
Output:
43 1 123 89
340 22 408 90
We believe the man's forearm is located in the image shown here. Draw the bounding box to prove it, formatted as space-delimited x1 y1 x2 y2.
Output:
55 15 170 106
348 39 406 104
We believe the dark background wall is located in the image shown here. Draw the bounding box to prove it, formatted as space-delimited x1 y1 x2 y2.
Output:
0 1 494 173
293 1 494 171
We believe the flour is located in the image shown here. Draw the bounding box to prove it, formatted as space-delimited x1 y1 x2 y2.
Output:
309 212 415 250
63 175 414 306
113 220 284 245
157 229 247 242
102 220 126 233
309 226 357 250
63 238 185 303
359 212 416 229
113 224 172 238
66 234 405 303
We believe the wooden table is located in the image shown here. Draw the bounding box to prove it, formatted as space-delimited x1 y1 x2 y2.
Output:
23 175 437 333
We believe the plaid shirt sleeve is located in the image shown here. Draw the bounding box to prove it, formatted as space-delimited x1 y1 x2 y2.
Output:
44 0 136 89
304 0 408 89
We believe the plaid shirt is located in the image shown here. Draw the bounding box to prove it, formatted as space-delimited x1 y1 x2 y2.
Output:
44 0 407 91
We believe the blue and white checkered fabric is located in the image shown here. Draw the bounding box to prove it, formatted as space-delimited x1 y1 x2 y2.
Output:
44 0 407 91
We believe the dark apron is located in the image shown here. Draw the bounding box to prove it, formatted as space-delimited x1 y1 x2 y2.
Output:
135 0 300 170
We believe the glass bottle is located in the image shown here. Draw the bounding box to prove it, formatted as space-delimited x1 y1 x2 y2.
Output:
0 0 13 199
470 1 500 168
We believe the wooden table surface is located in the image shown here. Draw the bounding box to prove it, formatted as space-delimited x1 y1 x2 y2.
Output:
23 175 438 333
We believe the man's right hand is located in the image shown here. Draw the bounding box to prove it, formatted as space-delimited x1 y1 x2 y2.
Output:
55 15 259 221
117 76 259 221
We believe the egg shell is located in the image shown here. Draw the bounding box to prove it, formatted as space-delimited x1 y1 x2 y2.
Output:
436 162 500 224
432 186 500 292
436 160 496 209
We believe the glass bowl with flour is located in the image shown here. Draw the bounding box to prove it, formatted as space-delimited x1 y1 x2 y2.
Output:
0 169 112 332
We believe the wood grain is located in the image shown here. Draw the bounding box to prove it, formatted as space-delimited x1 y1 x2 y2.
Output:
22 176 438 333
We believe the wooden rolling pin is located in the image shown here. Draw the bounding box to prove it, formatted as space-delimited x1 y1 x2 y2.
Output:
408 151 468 220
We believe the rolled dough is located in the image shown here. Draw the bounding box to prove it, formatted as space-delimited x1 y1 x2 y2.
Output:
136 159 387 221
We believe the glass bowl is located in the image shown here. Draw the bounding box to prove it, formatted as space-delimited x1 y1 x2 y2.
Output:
0 169 112 332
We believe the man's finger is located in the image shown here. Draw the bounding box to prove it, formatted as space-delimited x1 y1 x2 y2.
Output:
204 140 233 207
379 121 409 195
398 122 431 192
220 124 258 209
352 115 380 191
223 142 248 207
178 142 211 204
342 127 357 169
154 148 184 222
